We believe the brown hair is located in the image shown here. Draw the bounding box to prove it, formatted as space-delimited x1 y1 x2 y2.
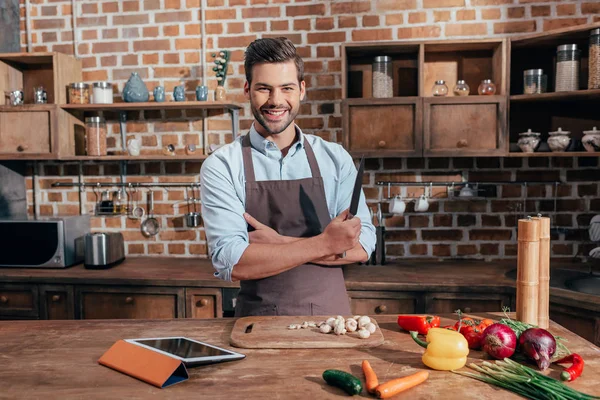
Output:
244 37 304 84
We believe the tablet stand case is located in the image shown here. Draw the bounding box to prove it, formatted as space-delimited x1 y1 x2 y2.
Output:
98 340 189 388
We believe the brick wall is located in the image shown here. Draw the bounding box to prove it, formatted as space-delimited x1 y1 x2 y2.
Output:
19 0 600 261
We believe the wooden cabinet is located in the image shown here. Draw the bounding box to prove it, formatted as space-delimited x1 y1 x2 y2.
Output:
0 283 38 318
0 107 53 156
550 302 600 346
185 288 222 319
39 284 74 320
76 286 185 320
349 291 423 315
425 292 512 314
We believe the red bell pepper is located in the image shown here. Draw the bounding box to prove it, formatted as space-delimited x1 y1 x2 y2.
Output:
397 315 440 335
555 353 584 382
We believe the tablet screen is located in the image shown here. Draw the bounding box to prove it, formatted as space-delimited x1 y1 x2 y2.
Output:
135 338 231 359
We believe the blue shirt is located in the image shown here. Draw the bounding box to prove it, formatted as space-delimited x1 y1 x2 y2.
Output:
200 124 376 282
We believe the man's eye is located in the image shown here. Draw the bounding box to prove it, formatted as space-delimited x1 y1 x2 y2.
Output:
257 87 269 92
283 87 293 91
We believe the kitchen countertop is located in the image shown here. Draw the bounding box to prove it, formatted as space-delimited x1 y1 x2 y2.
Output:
0 257 598 311
1 314 599 399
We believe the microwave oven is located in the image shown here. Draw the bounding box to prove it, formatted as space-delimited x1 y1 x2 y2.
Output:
0 215 90 268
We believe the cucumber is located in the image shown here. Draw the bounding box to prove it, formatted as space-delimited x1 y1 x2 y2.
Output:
322 369 363 396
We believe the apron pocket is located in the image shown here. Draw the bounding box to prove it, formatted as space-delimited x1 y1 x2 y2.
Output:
236 301 279 317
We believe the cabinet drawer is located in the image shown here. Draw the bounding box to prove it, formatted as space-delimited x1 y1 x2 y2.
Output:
425 292 512 314
423 96 507 157
550 303 599 346
0 284 39 318
185 288 222 319
76 287 184 320
0 109 53 155
348 291 422 315
343 98 422 157
40 285 74 320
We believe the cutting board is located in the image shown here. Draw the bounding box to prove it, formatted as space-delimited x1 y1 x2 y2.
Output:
229 316 385 349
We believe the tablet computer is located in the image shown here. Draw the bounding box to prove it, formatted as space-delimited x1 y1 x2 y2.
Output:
125 337 245 367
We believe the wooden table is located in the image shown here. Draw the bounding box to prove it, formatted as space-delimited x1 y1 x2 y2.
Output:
1 314 599 399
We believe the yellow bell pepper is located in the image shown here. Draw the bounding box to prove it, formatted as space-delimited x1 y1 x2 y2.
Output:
410 328 469 371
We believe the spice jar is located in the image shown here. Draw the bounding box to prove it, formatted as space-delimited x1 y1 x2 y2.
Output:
92 82 113 104
517 129 541 153
589 29 600 90
478 79 496 95
432 80 448 96
523 69 547 94
372 56 393 98
69 82 90 104
453 80 470 96
555 44 580 92
112 190 127 214
582 126 600 152
547 127 571 152
85 116 107 156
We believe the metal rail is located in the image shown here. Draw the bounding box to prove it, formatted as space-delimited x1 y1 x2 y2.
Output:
52 182 200 188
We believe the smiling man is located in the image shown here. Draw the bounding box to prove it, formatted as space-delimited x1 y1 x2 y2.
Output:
200 37 375 317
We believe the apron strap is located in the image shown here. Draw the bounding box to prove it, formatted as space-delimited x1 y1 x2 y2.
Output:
303 138 322 179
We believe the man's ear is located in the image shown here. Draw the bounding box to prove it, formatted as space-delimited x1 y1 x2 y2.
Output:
300 80 306 101
244 81 250 99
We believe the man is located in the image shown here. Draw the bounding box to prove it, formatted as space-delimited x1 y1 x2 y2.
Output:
200 37 375 317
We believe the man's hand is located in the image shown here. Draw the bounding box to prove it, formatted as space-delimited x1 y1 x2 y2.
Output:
244 213 284 245
321 208 361 255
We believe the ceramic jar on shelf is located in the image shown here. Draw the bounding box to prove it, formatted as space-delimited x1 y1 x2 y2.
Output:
582 127 600 152
517 129 541 153
547 127 571 152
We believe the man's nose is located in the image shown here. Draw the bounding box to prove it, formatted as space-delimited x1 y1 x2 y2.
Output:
269 89 282 105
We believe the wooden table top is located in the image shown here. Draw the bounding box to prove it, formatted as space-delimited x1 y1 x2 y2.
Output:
1 314 599 399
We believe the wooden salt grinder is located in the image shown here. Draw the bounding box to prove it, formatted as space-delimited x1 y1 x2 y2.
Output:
535 216 551 329
516 217 540 326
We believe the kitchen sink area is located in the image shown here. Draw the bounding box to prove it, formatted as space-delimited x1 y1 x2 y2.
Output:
505 265 600 296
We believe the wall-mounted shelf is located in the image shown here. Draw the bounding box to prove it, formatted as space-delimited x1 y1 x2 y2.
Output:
59 155 208 161
60 101 242 112
510 89 600 103
507 151 600 157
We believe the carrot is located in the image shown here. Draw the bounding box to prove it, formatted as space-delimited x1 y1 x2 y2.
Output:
361 360 379 393
374 370 429 399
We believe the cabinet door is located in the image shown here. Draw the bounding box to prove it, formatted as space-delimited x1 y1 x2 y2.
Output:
0 283 39 318
0 107 54 156
76 286 184 319
425 292 512 314
185 288 222 319
348 291 423 315
423 96 507 157
550 303 600 346
39 285 74 320
343 98 422 157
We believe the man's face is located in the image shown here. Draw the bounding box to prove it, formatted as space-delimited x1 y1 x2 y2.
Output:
244 60 305 136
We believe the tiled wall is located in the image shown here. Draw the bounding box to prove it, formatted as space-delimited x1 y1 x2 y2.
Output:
19 0 600 260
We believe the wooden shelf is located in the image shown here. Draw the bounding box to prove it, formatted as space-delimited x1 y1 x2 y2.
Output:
510 89 600 103
508 151 600 157
60 101 242 112
59 154 208 161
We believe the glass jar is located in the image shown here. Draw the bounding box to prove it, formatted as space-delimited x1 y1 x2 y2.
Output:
478 79 496 95
85 116 107 156
453 80 470 96
92 82 113 104
432 80 448 96
547 127 571 152
112 190 127 214
589 29 600 90
372 56 393 98
33 86 47 104
69 82 90 104
555 44 580 92
523 69 547 94
517 129 541 153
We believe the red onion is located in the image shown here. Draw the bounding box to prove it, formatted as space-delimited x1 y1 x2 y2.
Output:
519 328 556 371
481 323 517 359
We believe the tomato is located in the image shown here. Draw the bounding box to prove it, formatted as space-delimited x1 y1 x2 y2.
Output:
477 319 494 331
463 330 483 349
454 317 478 335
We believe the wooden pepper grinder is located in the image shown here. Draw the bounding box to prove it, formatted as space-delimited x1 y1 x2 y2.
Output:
516 217 540 326
535 216 551 329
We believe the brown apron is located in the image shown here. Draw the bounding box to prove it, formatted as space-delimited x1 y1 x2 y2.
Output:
234 133 351 317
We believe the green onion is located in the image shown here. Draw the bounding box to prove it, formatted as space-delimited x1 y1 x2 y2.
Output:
453 358 600 400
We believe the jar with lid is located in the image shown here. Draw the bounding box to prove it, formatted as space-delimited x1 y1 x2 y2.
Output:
112 190 127 214
582 126 600 152
372 56 393 98
69 82 90 104
92 82 113 104
478 79 496 95
555 44 580 92
85 116 107 156
589 29 600 89
547 127 571 152
517 129 541 153
432 80 448 96
523 69 547 94
453 80 470 96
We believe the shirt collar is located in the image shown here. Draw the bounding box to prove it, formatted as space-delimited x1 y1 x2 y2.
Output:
248 123 305 156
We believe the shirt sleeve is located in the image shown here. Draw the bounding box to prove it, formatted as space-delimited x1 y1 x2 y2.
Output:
335 148 377 258
200 154 249 281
